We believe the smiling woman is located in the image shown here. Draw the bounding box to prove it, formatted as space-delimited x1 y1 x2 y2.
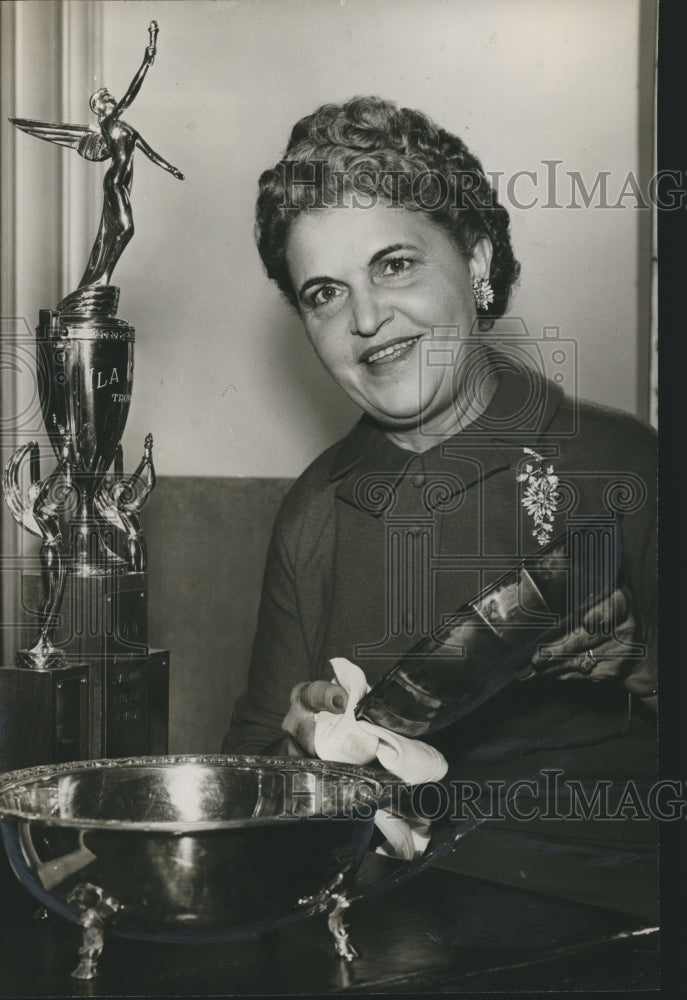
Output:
224 96 657 919
286 206 495 448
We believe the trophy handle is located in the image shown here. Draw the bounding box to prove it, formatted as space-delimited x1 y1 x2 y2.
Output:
2 437 74 669
2 442 43 538
22 438 75 668
115 433 156 513
94 471 131 566
94 434 156 572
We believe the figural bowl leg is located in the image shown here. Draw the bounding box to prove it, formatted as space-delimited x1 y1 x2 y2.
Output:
66 882 120 980
327 892 358 962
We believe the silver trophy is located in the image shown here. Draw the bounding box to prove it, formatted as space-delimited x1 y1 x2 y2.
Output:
3 21 183 670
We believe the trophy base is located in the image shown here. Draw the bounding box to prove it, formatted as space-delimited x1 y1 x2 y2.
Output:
0 661 91 772
0 651 169 772
102 650 169 758
15 646 67 671
71 554 129 578
21 571 148 660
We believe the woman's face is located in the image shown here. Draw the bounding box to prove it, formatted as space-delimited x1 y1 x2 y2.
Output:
285 202 492 442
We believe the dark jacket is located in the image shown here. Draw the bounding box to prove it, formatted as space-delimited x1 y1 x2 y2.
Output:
225 357 658 917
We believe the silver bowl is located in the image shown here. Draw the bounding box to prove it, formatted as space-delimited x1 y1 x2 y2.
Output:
0 754 386 980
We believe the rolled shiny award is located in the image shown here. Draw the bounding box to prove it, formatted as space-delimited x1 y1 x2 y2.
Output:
356 521 623 736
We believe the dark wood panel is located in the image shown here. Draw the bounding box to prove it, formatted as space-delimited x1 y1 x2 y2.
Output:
0 854 658 995
0 663 89 772
143 476 293 753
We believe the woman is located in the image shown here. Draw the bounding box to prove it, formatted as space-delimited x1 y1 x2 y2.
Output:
224 97 657 917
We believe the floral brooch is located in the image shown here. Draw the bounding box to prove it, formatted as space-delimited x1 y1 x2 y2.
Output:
517 447 560 546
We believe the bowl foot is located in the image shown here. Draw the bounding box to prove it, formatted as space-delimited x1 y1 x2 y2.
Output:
67 882 120 980
71 921 106 980
328 893 358 962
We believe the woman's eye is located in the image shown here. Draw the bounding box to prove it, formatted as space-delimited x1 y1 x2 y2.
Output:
380 257 414 277
310 285 343 309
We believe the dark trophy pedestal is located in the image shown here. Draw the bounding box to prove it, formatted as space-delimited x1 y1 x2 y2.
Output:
0 662 91 771
0 570 169 773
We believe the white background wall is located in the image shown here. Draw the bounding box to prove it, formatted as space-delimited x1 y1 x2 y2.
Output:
4 0 653 481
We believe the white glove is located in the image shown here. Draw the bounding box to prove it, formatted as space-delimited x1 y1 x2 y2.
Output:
313 657 448 860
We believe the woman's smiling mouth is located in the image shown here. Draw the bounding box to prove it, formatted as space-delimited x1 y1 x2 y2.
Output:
360 335 422 366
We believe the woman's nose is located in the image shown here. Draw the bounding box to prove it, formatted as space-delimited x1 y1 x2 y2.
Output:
349 286 392 338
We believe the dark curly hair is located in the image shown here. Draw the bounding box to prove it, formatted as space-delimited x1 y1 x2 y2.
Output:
256 96 520 330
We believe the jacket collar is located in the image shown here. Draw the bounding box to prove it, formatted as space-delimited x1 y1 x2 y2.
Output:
329 351 565 513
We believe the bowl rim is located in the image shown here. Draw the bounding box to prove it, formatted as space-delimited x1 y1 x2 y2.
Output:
0 753 388 833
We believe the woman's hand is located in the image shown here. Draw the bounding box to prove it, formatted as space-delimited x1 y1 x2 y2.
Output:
281 680 348 756
517 588 656 707
527 588 633 679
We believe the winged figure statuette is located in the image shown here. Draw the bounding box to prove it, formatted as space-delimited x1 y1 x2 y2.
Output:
10 21 184 292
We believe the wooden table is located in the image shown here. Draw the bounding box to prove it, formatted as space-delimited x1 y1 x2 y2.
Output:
0 852 658 996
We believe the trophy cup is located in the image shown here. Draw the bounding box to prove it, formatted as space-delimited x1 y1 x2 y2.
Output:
1 21 180 771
